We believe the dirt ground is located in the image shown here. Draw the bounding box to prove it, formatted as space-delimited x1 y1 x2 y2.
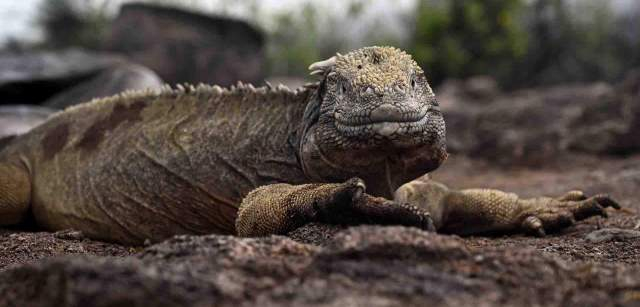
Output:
0 153 638 306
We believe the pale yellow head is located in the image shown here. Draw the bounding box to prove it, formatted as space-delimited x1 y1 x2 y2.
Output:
334 46 425 94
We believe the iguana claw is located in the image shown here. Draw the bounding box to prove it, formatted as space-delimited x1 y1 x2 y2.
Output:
319 178 437 232
517 191 621 235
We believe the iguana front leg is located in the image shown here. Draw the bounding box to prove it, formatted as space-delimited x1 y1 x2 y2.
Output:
394 177 621 236
235 178 435 237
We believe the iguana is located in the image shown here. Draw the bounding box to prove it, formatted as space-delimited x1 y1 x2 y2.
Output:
0 46 619 245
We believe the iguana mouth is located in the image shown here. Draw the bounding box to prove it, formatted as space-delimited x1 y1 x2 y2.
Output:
334 103 428 128
335 115 429 137
335 113 427 127
333 104 438 138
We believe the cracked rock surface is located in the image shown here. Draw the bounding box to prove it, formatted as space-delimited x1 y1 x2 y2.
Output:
1 224 639 307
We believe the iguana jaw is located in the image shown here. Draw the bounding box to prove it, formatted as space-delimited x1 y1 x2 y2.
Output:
334 102 428 127
332 102 440 147
299 124 446 198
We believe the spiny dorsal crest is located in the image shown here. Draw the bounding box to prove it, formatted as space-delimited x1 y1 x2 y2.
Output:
309 46 424 93
59 81 306 118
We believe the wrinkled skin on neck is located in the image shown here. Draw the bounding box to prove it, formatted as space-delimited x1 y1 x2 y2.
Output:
299 46 447 198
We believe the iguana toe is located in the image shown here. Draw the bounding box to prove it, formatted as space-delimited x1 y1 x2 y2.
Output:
566 194 620 220
346 195 436 232
517 192 621 236
556 190 587 202
521 216 546 237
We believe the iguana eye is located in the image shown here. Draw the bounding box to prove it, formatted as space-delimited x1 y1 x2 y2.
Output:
410 76 416 89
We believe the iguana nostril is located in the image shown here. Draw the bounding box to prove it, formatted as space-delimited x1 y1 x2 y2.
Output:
370 104 405 122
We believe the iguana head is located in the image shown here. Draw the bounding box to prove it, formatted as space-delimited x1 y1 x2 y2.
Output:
300 46 447 197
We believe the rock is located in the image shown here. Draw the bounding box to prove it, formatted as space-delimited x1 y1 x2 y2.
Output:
464 76 500 100
0 229 134 272
0 105 55 138
443 70 640 165
585 228 640 243
106 3 265 86
436 76 502 110
54 230 85 241
286 222 344 246
568 69 640 155
0 49 163 109
0 49 124 105
44 63 163 109
437 76 500 112
319 226 470 261
1 225 639 307
0 256 212 307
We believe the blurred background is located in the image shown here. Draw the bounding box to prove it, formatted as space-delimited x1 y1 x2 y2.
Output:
1 0 639 165
2 0 639 87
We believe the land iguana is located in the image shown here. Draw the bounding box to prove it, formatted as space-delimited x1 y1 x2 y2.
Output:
0 46 619 245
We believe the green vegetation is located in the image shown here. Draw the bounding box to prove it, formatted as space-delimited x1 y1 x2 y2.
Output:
410 0 528 87
512 0 640 87
266 3 323 76
409 0 640 88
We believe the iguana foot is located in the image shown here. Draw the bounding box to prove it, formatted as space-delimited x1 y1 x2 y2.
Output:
236 178 434 237
319 178 436 232
439 188 620 236
519 192 620 236
396 178 621 236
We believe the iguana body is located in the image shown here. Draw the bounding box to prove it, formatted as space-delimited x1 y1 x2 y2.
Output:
0 47 619 245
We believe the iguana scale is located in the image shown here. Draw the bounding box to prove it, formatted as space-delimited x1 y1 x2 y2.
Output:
0 47 619 244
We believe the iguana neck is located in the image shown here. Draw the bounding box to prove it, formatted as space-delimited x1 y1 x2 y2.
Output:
184 83 317 191
298 128 395 198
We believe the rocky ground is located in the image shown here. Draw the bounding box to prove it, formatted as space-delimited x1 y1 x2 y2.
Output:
0 153 638 307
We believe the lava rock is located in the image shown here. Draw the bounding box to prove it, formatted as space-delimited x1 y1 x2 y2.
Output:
585 228 640 243
442 70 640 165
0 49 124 105
44 63 163 109
0 105 55 137
106 3 266 86
1 225 639 307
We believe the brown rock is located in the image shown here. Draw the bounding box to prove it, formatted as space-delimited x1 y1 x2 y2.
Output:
44 63 163 109
1 225 639 307
0 49 124 105
443 71 640 165
106 3 265 86
585 228 640 243
0 105 55 138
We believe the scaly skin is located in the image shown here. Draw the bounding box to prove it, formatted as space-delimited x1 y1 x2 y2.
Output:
0 46 619 244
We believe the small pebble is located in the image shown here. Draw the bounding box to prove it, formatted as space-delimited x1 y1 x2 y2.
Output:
54 229 85 241
585 228 640 243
